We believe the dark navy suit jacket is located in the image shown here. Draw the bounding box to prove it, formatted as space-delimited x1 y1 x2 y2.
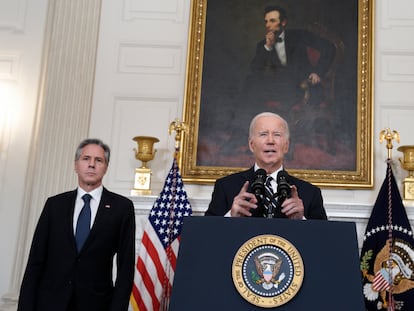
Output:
18 187 136 311
205 167 327 220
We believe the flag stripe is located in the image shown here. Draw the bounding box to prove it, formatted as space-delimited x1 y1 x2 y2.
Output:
135 228 166 310
130 284 142 311
169 238 180 270
131 261 151 311
142 230 169 286
137 257 159 311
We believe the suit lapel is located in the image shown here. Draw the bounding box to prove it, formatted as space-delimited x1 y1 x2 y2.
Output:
66 190 78 253
242 167 255 191
284 30 295 62
242 167 254 180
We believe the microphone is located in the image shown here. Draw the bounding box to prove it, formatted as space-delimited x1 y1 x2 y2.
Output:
251 169 267 201
277 171 291 204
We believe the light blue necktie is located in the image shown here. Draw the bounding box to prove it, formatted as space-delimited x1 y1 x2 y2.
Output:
75 194 92 252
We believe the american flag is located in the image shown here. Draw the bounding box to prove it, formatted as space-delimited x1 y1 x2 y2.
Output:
130 157 192 311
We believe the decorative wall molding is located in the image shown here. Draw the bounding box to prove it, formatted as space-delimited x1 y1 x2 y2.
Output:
0 0 27 32
0 57 19 193
380 0 414 29
123 0 185 22
378 107 414 156
118 42 184 75
0 53 20 80
380 51 414 82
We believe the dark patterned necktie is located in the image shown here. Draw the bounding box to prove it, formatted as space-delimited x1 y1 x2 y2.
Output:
264 177 277 218
75 194 92 252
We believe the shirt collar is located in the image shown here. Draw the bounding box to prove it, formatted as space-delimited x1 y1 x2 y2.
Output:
77 185 103 202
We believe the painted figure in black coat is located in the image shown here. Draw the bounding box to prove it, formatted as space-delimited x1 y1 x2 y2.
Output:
244 6 335 118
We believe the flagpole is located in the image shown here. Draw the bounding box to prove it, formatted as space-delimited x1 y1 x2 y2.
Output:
169 118 187 159
380 128 400 311
159 119 187 311
379 128 400 160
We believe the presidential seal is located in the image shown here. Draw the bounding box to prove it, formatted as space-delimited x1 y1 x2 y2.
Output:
232 234 304 308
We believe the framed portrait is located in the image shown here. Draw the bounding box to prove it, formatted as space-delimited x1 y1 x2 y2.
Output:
180 0 373 188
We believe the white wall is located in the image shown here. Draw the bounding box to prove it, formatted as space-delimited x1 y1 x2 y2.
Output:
0 0 48 302
2 0 414 309
90 0 189 194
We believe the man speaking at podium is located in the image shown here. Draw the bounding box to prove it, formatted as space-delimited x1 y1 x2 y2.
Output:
205 112 327 220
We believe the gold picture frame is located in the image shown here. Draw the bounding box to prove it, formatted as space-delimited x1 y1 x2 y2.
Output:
180 0 373 188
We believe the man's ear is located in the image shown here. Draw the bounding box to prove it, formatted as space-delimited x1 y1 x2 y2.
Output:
248 139 254 153
283 138 290 154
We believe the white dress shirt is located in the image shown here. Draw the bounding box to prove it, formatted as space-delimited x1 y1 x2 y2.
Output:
73 185 103 234
264 31 287 65
275 32 287 65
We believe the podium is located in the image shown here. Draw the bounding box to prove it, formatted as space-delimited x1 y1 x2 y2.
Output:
169 217 365 311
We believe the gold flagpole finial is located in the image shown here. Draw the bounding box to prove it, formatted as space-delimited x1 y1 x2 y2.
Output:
168 119 186 151
379 128 400 159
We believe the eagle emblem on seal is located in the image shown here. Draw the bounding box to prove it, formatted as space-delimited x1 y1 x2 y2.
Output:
254 252 286 290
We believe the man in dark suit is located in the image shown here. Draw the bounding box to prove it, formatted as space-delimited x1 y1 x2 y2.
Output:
244 5 335 116
205 112 327 220
18 138 136 311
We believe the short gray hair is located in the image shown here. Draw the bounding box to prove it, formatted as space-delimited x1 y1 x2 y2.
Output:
75 138 110 164
248 112 290 139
